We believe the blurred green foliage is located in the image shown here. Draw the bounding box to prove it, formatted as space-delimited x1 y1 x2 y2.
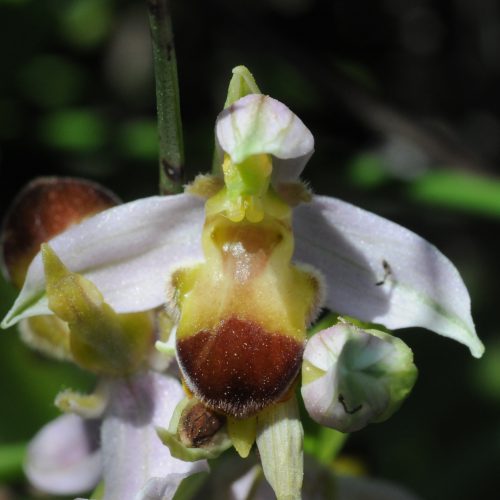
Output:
408 170 500 218
40 109 108 152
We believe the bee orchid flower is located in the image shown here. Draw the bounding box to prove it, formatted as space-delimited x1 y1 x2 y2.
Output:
1 68 483 500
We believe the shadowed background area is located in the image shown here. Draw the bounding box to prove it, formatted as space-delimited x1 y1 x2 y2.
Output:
1 0 500 499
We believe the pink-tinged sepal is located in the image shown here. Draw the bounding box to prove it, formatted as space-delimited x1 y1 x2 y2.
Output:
294 196 484 358
25 414 102 496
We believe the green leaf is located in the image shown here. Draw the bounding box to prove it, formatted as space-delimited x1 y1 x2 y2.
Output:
409 170 500 218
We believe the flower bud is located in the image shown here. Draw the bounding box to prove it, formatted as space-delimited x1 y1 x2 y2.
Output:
1 177 120 361
301 322 417 432
2 177 119 289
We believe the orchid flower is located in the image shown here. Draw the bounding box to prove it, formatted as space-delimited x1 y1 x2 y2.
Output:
1 67 483 500
1 178 207 499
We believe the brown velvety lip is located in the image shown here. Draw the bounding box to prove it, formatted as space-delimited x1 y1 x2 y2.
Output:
1 177 119 288
177 316 304 419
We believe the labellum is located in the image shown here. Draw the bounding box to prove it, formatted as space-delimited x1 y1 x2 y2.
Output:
174 153 321 419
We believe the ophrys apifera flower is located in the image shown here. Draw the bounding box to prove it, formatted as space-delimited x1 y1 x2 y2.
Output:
1 67 483 500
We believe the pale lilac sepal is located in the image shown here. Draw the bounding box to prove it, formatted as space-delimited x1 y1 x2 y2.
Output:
101 371 207 500
24 413 101 495
293 195 484 357
216 94 314 183
2 194 205 328
138 473 194 500
229 465 268 499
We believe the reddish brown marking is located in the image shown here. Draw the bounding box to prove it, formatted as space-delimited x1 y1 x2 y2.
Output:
179 402 226 447
177 317 304 418
1 177 119 288
213 223 282 255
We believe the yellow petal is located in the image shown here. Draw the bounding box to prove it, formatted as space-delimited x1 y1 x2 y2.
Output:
18 315 71 361
55 384 108 419
227 416 257 458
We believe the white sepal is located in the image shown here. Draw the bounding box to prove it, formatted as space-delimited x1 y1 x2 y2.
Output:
294 195 484 358
2 194 204 328
100 372 207 500
25 414 101 495
216 94 314 183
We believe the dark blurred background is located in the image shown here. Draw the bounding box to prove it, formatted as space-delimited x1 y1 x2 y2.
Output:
1 0 500 499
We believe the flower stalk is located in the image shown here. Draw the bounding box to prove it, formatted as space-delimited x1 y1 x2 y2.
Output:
146 0 184 194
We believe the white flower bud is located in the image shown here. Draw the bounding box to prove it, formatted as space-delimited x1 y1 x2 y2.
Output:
301 322 417 432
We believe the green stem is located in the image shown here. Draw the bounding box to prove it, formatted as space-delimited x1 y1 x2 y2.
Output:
147 0 184 194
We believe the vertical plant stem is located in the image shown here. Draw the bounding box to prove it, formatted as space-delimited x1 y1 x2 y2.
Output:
147 0 184 194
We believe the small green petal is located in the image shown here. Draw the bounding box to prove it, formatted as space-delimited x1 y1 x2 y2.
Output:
42 244 153 375
155 340 176 358
224 65 261 109
55 384 109 419
18 315 72 361
154 311 175 371
227 416 257 458
213 65 261 175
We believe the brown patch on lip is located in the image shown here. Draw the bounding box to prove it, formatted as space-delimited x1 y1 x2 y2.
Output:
1 177 119 288
177 317 304 418
213 223 283 256
212 223 284 282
